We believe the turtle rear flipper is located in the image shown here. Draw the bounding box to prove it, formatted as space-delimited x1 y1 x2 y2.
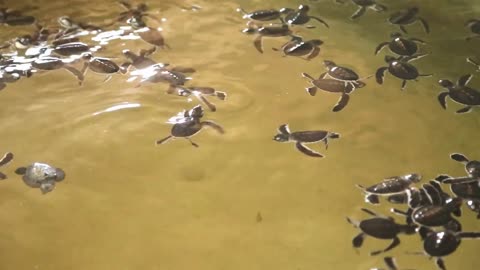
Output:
0 152 13 166
295 142 323 158
437 92 449 109
451 153 469 163
457 74 472 87
332 93 350 112
15 167 27 175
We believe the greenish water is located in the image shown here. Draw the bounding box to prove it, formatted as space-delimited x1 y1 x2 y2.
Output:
0 0 479 269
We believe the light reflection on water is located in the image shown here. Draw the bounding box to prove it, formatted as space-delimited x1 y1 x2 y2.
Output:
0 0 480 269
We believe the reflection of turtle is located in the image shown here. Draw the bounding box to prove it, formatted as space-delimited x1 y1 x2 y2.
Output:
0 152 13 180
438 74 480 114
15 162 65 194
273 124 339 158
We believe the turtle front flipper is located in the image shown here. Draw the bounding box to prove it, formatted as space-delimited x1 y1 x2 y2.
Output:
351 7 366 20
467 57 480 69
450 153 469 163
375 67 388 84
374 42 389 55
200 120 225 134
383 257 398 270
0 152 13 167
253 35 264 53
278 124 290 135
306 46 320 60
14 167 27 175
370 237 400 256
437 92 449 109
156 135 173 145
399 25 408 34
418 17 430 33
332 93 350 112
457 74 473 87
401 80 407 90
295 142 323 157
456 106 472 114
195 94 217 112
63 65 84 82
310 16 329 28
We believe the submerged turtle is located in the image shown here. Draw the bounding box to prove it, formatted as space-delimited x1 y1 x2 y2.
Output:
356 173 421 204
301 72 365 112
0 8 36 26
335 0 387 20
375 32 425 57
376 55 432 90
388 7 429 34
320 60 369 91
31 57 83 83
272 36 323 60
465 19 480 41
156 105 224 147
134 27 169 49
15 162 65 194
121 47 159 71
283 5 329 28
236 7 285 22
56 16 102 38
273 124 340 158
116 1 161 24
438 74 480 114
0 152 13 180
173 85 227 112
242 21 294 53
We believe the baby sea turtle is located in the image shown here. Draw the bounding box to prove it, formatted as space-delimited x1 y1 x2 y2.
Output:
420 229 480 270
438 74 480 114
272 36 323 60
335 0 387 20
375 32 425 57
273 124 339 158
121 47 158 71
347 208 416 256
436 174 480 218
15 162 65 194
356 173 421 205
236 7 285 22
31 57 83 83
376 55 431 90
465 19 480 41
116 1 160 25
156 105 224 147
321 60 369 91
242 22 294 53
0 8 35 26
283 5 329 28
450 153 480 178
135 64 195 91
301 72 365 112
80 53 123 84
0 152 13 180
173 85 227 112
466 57 480 72
388 7 429 34
53 42 91 56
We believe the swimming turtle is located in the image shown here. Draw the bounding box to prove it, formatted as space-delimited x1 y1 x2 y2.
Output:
236 7 286 22
31 56 83 83
438 74 480 114
116 0 160 25
242 21 294 53
172 85 227 112
356 173 421 204
320 60 369 91
282 5 329 28
466 57 480 72
156 105 224 147
56 16 102 38
0 8 35 26
376 55 432 90
272 36 323 60
347 208 416 256
121 47 159 71
15 162 65 194
388 7 429 34
53 42 91 56
273 124 339 158
375 32 426 57
80 53 124 84
0 152 13 180
335 0 387 20
465 19 480 41
301 72 365 112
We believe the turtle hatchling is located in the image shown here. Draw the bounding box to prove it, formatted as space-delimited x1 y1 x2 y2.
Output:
335 0 387 20
376 55 432 90
15 162 65 194
0 152 14 180
375 32 426 57
321 60 370 91
272 36 323 60
438 74 480 114
356 173 422 204
388 7 429 34
273 124 340 158
282 5 329 28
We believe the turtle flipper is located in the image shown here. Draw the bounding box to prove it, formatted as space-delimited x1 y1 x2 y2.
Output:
418 17 430 33
371 4 387 12
351 7 366 20
15 167 27 175
295 142 323 157
374 42 389 55
401 80 407 90
200 120 225 134
437 92 449 109
253 35 263 53
63 65 84 82
310 16 329 28
375 67 388 84
306 86 318 96
384 257 398 270
0 172 6 180
451 153 469 163
456 106 472 114
0 152 13 167
457 74 473 87
306 46 320 60
156 135 173 145
196 94 216 112
301 72 315 81
332 93 350 112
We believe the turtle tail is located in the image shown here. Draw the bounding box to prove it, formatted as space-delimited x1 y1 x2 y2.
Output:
329 132 340 139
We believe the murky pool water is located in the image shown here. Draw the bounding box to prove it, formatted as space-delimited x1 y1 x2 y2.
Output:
1 0 480 269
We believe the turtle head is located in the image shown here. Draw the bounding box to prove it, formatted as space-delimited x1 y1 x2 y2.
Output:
438 79 454 88
55 168 66 182
127 15 147 29
122 49 136 60
323 60 336 69
15 35 33 49
273 133 289 142
384 55 396 63
298 5 309 12
405 173 421 183
82 53 93 60
390 32 402 38
189 105 204 119
58 16 75 28
310 39 323 46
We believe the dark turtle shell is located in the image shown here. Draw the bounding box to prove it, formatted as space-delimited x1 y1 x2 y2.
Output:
328 66 359 81
450 181 480 200
54 42 90 56
290 130 329 143
171 120 201 137
424 231 460 257
258 25 291 37
364 178 412 194
359 218 400 239
390 37 418 56
89 58 120 74
389 8 418 25
449 87 480 106
388 61 419 80
243 9 281 21
311 79 353 93
32 57 64 70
